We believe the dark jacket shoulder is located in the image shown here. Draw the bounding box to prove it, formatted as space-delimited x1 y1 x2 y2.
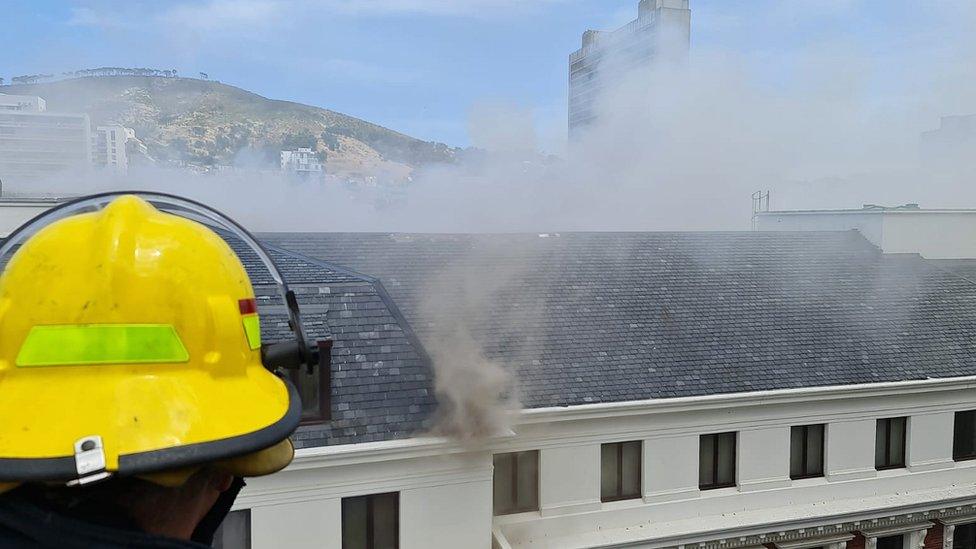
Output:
0 492 208 549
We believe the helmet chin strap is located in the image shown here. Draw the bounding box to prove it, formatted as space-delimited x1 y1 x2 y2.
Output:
0 191 319 374
190 476 246 546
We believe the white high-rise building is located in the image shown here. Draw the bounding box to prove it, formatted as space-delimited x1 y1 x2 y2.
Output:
0 93 91 189
568 0 691 135
920 115 976 172
92 125 141 175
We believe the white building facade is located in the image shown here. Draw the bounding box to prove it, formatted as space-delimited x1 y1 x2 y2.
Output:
92 124 141 175
281 148 324 176
921 115 976 172
0 94 46 113
568 0 691 135
755 206 976 259
0 94 91 188
237 377 976 548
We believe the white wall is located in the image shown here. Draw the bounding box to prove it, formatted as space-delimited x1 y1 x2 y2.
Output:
908 412 954 472
401 481 492 548
756 212 884 247
739 427 790 491
826 419 876 482
252 499 340 548
882 212 976 259
239 445 493 549
645 435 699 503
539 444 601 516
757 210 976 259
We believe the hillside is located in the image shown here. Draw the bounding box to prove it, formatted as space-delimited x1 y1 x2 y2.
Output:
1 76 456 180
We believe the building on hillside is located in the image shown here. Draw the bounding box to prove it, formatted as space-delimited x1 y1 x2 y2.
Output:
0 94 91 189
568 0 691 135
280 148 324 176
755 204 976 259
0 94 46 112
921 115 976 172
164 229 976 548
91 125 147 175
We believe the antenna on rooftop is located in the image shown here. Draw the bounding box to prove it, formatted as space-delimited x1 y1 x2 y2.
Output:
751 190 770 231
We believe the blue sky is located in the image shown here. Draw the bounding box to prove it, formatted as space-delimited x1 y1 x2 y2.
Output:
1 1 971 148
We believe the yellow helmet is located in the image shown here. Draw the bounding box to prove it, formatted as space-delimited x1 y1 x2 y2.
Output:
0 193 317 490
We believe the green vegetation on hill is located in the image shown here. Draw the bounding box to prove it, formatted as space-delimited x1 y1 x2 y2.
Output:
2 76 456 176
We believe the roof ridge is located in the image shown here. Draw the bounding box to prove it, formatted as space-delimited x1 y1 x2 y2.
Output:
262 241 378 283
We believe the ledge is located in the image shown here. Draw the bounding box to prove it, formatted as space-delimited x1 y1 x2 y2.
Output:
519 377 976 425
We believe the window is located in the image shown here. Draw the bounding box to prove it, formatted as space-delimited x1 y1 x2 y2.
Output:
954 523 976 549
954 411 976 461
875 417 907 470
601 441 642 502
342 492 399 549
877 535 904 549
213 510 250 549
493 451 539 515
790 424 825 479
699 432 736 490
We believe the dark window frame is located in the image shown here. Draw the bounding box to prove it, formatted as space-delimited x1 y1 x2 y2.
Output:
601 441 642 503
699 432 737 491
954 410 976 462
493 451 540 516
952 522 976 549
790 424 825 480
877 535 904 549
341 492 400 549
291 340 333 424
212 509 251 549
875 417 908 470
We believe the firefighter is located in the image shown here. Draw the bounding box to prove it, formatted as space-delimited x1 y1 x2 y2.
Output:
0 194 309 547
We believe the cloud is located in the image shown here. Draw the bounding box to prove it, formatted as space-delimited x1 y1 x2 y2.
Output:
65 0 578 36
67 7 128 29
317 0 574 17
319 58 422 85
159 0 284 31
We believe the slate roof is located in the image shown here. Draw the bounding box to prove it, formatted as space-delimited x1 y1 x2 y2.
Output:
263 231 976 409
198 239 436 448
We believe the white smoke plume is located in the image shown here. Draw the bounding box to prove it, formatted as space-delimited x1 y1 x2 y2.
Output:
8 0 976 439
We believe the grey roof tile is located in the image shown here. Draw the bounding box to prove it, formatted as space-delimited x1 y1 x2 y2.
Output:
263 231 976 409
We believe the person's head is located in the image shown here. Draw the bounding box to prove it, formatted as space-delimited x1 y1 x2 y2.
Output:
0 193 317 537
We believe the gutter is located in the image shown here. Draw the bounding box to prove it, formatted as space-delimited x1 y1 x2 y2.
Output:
519 376 976 424
288 430 516 470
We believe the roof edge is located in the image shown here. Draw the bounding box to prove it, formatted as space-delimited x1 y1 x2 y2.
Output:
519 375 976 424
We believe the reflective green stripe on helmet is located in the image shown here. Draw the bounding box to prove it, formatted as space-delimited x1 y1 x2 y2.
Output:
242 315 262 350
16 324 190 367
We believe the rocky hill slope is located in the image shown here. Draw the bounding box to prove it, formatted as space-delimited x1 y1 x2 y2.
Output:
2 76 456 180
